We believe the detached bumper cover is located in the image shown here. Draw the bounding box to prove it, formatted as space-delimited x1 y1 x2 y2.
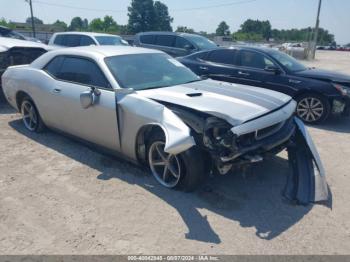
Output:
284 117 329 204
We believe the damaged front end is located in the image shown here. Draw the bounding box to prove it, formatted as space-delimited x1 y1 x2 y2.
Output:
168 102 329 205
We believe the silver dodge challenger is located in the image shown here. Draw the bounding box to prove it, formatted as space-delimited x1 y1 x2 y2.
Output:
1 46 328 204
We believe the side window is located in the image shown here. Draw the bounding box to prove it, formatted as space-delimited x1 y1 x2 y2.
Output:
55 57 110 88
44 56 64 77
65 35 81 47
238 50 273 69
155 35 175 47
206 49 237 65
140 35 155 45
175 37 195 50
80 36 96 46
53 35 64 46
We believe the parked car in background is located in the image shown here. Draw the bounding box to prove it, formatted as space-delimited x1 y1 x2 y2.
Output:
1 46 328 204
0 37 49 89
48 32 129 47
0 26 41 43
178 46 350 124
134 32 217 57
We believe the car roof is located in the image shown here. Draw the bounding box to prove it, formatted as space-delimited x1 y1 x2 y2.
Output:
53 31 121 37
190 45 277 54
136 31 203 38
0 36 49 52
31 45 164 69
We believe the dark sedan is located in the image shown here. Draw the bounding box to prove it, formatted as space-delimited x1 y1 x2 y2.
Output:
178 46 350 124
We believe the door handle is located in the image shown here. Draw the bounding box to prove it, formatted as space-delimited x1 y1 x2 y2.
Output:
238 71 250 76
199 66 208 70
53 88 61 93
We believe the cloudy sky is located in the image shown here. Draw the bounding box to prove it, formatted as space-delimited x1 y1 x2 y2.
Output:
3 0 350 44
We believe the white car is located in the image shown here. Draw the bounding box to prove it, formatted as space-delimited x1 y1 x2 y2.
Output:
48 32 129 47
1 46 329 204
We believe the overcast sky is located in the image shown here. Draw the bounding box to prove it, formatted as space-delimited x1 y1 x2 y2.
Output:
3 0 350 44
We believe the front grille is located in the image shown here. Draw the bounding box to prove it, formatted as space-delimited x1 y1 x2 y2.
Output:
237 117 292 147
255 121 285 140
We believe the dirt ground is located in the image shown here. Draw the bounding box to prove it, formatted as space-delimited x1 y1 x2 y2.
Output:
0 51 349 255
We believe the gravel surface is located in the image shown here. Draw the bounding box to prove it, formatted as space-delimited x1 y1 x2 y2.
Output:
0 51 349 255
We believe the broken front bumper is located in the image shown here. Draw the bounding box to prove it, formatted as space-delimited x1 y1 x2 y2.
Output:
284 117 329 204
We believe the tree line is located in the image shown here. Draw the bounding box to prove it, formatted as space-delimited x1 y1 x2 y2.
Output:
0 0 338 45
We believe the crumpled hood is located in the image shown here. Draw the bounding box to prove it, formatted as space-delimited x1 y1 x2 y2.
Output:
295 68 350 83
137 79 292 126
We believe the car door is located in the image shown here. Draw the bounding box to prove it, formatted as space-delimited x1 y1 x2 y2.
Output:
44 55 120 151
195 49 239 81
236 50 300 96
234 50 271 87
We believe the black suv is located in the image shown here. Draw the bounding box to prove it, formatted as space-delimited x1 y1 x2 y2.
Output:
178 46 350 124
134 32 217 57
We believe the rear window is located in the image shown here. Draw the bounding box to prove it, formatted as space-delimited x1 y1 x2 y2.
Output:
155 35 175 47
140 35 155 45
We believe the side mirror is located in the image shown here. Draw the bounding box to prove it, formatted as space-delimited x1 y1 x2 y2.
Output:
265 65 281 74
80 90 94 109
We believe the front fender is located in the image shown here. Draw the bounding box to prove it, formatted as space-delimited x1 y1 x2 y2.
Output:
116 92 196 160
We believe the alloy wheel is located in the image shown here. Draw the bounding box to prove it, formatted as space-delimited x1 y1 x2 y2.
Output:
296 97 324 123
21 100 38 131
148 141 181 188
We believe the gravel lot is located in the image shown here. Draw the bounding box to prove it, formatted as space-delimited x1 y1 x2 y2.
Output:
0 51 349 255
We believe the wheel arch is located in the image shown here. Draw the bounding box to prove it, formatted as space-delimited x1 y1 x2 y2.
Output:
15 90 32 111
135 124 167 164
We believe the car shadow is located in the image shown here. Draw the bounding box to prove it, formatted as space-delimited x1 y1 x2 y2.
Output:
9 119 315 244
309 115 350 133
0 90 16 114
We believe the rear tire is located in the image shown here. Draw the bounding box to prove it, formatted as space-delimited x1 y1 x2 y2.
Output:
21 97 45 133
295 93 330 124
147 132 207 192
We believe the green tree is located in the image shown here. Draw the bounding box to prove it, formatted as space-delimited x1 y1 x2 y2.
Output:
52 20 67 31
239 19 271 40
176 26 195 33
26 16 43 24
89 18 104 32
154 1 173 31
127 0 156 33
103 16 119 32
216 21 230 36
69 17 84 31
0 18 9 27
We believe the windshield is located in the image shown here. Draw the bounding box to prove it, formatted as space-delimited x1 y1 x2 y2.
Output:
184 35 217 50
269 50 307 72
95 36 128 46
105 53 201 90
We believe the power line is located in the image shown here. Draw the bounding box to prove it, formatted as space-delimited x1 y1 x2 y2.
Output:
32 0 259 13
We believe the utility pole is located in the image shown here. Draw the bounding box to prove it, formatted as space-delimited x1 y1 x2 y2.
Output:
26 0 36 38
311 0 322 59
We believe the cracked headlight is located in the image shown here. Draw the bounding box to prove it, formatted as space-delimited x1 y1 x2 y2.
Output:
333 83 350 97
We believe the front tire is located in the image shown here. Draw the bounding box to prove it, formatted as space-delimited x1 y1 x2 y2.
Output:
21 98 45 132
296 93 330 124
147 133 206 192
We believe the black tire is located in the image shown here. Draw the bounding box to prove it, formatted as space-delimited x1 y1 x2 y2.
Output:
147 132 207 192
20 97 45 133
295 93 330 124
